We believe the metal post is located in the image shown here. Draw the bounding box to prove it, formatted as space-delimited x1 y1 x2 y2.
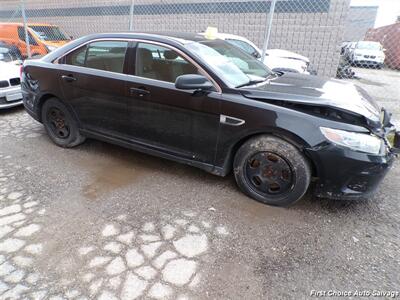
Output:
129 0 135 31
261 0 277 63
21 0 31 58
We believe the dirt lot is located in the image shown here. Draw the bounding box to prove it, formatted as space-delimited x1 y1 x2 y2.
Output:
0 67 399 299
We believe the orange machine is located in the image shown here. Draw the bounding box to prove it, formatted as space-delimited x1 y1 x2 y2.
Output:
0 23 71 58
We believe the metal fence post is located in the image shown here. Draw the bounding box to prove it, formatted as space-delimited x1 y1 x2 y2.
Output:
21 0 31 58
129 0 135 31
261 0 277 63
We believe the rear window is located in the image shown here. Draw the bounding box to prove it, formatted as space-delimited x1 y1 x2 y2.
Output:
226 39 258 57
29 26 69 41
65 41 128 74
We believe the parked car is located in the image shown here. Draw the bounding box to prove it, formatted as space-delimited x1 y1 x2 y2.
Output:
21 32 399 206
200 31 313 74
345 41 386 69
0 41 23 62
0 60 23 109
0 23 71 58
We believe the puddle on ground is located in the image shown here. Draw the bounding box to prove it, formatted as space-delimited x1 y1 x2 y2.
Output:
78 148 151 200
234 199 286 219
82 162 144 200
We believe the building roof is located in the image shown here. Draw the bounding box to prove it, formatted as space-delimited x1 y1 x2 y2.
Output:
0 22 60 27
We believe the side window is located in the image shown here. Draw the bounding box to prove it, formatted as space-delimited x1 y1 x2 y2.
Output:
65 45 87 66
226 39 259 57
85 41 128 73
17 27 38 46
135 42 198 83
64 41 128 73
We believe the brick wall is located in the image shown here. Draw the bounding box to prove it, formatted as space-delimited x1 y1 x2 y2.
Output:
0 0 351 76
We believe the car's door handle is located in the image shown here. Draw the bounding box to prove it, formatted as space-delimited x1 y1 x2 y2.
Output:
61 75 77 82
130 87 150 97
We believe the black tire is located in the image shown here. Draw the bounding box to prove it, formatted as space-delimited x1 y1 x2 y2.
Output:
41 98 85 148
233 135 311 207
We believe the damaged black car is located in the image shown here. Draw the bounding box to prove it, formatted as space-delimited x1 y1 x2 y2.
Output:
21 32 400 206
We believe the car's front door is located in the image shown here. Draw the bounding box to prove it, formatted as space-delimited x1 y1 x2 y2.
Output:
59 40 130 137
125 41 221 165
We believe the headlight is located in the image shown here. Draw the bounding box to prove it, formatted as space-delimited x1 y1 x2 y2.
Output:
320 127 382 154
46 45 57 52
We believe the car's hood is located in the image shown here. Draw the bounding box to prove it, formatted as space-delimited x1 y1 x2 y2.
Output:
240 73 381 124
0 61 20 80
265 49 310 63
263 57 308 73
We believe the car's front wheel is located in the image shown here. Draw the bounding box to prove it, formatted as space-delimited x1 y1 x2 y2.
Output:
233 135 311 206
41 97 85 148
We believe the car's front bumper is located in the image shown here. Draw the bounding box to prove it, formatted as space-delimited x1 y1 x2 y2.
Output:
306 138 398 200
0 86 23 109
353 56 384 65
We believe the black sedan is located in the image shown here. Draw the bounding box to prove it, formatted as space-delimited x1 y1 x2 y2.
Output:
21 32 399 206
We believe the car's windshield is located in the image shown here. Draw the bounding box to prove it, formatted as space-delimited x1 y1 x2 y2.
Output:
356 42 382 51
185 39 272 88
29 26 69 41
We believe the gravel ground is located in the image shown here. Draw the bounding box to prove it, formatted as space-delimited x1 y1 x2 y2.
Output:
0 68 399 299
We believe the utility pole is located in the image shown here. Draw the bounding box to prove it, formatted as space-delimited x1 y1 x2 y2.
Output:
21 0 31 58
261 0 277 62
129 0 135 31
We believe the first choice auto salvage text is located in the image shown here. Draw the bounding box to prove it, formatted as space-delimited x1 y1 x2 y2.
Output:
310 290 399 298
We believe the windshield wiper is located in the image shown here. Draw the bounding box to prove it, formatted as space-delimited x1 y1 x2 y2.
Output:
235 73 276 88
235 79 266 88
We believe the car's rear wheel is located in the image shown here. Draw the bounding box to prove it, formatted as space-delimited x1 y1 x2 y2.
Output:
233 135 311 206
41 98 85 148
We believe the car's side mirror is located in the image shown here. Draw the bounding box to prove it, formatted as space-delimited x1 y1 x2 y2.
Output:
252 51 261 59
175 74 214 92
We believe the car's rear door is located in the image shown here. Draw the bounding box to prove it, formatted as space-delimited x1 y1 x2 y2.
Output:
125 41 221 165
59 40 131 138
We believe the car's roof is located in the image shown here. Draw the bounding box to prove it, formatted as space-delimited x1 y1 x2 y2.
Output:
144 32 209 42
42 32 224 63
208 32 248 41
94 32 210 45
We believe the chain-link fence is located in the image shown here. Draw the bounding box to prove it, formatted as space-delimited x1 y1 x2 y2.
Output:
0 0 399 120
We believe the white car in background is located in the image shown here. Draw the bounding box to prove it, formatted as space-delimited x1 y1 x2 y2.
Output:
0 59 23 109
200 31 313 74
345 41 385 69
